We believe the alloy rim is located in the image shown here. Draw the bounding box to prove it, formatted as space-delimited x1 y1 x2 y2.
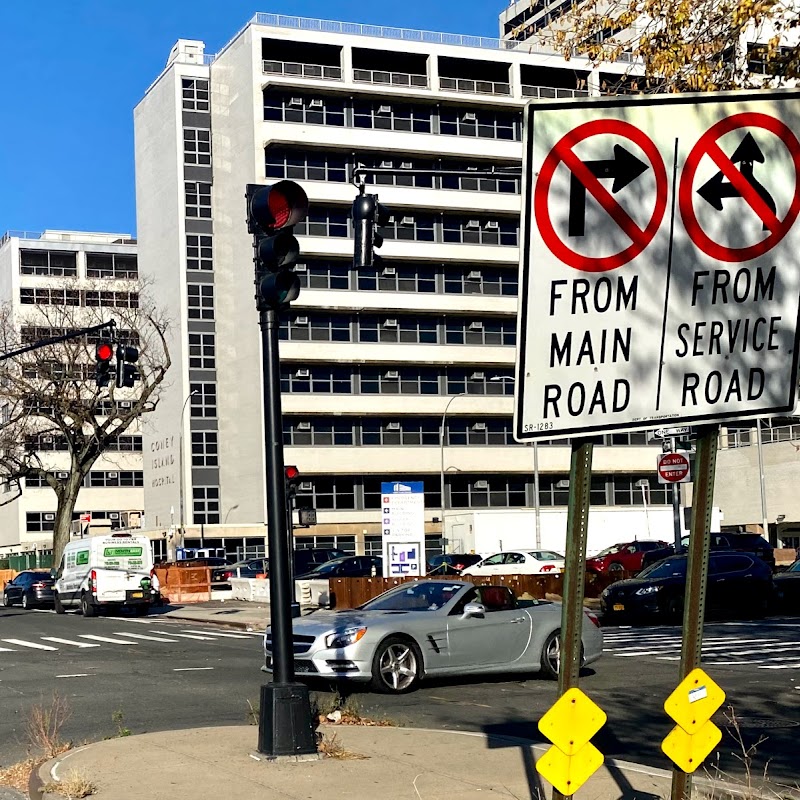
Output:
379 643 417 691
546 635 560 673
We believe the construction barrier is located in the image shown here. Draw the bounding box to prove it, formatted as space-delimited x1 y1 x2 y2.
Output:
154 566 211 604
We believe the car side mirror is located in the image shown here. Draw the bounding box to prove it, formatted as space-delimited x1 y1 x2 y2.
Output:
462 602 486 620
49 568 57 580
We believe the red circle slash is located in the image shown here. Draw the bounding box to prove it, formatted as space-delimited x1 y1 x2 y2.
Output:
534 118 668 272
679 112 800 262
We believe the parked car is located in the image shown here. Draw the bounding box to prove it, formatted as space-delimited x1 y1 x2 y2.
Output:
641 532 775 571
295 555 382 580
773 559 800 610
263 580 603 693
427 554 483 575
1 570 55 609
586 541 670 575
461 550 565 576
293 548 348 576
212 558 268 588
600 552 774 624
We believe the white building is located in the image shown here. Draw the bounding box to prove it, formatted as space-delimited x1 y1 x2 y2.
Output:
0 230 145 556
133 13 668 560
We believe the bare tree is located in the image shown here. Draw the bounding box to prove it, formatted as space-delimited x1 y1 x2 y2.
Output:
0 281 170 563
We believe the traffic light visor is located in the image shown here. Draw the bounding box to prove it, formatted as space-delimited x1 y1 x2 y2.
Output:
96 342 113 362
250 181 309 229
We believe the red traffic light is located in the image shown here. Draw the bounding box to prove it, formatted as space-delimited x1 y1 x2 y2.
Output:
284 465 300 481
96 342 114 362
249 181 309 230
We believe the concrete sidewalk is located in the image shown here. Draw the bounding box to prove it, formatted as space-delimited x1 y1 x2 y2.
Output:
34 724 757 800
157 600 271 630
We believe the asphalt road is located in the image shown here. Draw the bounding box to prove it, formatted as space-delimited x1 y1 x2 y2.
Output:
1 607 798 788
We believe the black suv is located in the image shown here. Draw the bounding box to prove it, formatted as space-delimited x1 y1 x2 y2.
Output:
641 532 775 571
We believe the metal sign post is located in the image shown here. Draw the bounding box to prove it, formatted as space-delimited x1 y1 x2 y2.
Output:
670 424 719 800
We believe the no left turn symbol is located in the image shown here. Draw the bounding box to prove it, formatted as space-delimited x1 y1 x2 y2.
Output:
679 112 800 262
535 118 668 272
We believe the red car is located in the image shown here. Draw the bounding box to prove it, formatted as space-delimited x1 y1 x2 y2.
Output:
586 541 670 575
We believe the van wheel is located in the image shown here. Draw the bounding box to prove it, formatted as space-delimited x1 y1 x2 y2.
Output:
54 593 66 615
134 605 149 617
80 594 96 618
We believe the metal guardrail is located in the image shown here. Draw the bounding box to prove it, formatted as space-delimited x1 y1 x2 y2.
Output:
0 230 44 245
522 85 590 98
263 59 342 80
439 76 511 95
353 68 428 88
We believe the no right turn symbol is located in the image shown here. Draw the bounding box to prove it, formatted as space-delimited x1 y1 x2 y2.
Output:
679 112 800 262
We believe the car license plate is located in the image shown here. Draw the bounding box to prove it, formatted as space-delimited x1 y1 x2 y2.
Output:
613 603 625 612
131 592 143 599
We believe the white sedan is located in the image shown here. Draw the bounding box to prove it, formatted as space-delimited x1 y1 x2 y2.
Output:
461 550 565 576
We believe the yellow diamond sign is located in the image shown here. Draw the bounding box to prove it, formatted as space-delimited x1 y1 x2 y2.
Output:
664 668 725 734
536 742 604 796
662 720 722 773
538 687 608 755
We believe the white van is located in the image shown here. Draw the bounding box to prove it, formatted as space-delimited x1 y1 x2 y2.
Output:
53 533 158 617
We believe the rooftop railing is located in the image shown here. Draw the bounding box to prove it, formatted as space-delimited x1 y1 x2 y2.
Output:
0 231 44 245
353 68 429 88
522 85 590 98
439 76 511 95
263 59 342 80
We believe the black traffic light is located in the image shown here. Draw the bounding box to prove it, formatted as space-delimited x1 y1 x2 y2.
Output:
95 341 114 388
116 345 140 388
246 181 309 311
352 192 390 268
284 464 300 498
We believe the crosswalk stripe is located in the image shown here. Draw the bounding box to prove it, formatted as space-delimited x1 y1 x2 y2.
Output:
2 639 58 651
0 647 16 652
78 635 137 645
181 629 250 640
41 637 100 648
150 630 215 641
113 632 179 643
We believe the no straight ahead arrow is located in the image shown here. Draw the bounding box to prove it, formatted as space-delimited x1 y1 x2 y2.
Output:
568 144 649 237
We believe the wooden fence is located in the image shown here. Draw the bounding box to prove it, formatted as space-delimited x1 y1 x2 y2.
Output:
0 569 17 589
154 566 212 604
328 571 624 610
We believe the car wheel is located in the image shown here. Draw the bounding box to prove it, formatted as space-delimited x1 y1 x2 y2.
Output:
540 630 561 680
607 562 624 576
54 593 66 615
667 596 683 624
0 591 8 607
80 593 96 618
21 592 32 610
370 636 422 694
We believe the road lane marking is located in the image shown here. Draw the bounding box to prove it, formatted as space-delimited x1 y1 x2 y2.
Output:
2 639 57 651
78 635 137 645
0 647 16 652
181 629 250 639
42 637 100 648
55 674 91 678
759 663 800 669
173 667 214 671
113 632 179 642
150 630 215 641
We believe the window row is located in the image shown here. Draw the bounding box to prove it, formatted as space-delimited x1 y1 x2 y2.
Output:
26 508 142 533
25 470 143 488
280 365 514 395
25 434 142 452
298 260 518 296
265 148 520 194
20 289 139 308
20 327 139 347
19 251 137 279
263 90 521 141
294 207 518 246
279 312 516 346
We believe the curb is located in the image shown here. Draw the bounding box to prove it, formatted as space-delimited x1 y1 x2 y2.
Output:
160 613 266 631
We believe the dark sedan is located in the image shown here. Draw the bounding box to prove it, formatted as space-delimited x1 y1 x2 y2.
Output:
1 571 55 609
641 532 775 571
601 552 774 624
774 559 800 610
295 555 382 580
427 554 482 575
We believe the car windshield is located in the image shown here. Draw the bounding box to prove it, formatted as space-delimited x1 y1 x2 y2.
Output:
361 582 463 612
307 557 349 575
530 551 563 560
787 560 800 573
638 558 687 579
594 545 622 557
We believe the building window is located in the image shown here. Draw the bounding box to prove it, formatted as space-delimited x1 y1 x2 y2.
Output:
182 78 210 112
444 266 518 296
445 318 516 346
294 208 349 238
449 475 526 508
612 476 669 505
86 253 138 279
353 99 432 133
187 284 214 320
357 264 436 293
84 291 139 308
362 418 439 446
446 419 516 446
263 90 345 126
191 431 219 467
280 365 352 394
190 382 217 418
19 250 77 277
382 213 435 242
443 217 518 246
193 486 220 524
265 147 347 182
360 367 439 395
363 476 440 509
283 418 354 446
107 435 143 452
186 234 213 270
296 260 350 290
358 315 438 344
440 163 520 193
87 471 144 488
184 128 211 166
189 332 215 369
360 156 435 188
295 477 356 510
608 431 650 446
445 369 514 395
280 313 350 342
439 107 519 140
294 534 356 554
26 512 55 532
185 182 212 218
20 288 80 306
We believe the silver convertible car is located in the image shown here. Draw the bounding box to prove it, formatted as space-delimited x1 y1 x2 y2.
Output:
264 580 603 693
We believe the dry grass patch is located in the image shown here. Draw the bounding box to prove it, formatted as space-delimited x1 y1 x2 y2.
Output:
0 758 37 792
318 733 368 761
26 693 72 759
311 691 393 727
42 767 97 799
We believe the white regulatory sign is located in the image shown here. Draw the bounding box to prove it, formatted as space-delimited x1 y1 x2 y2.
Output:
515 90 800 441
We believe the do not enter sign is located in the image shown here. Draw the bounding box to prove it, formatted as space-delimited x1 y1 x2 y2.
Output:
657 452 691 484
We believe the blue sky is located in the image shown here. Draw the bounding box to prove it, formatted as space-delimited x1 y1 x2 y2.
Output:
0 1 507 236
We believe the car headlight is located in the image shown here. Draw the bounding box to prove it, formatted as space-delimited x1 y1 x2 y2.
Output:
635 586 661 596
324 627 368 648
